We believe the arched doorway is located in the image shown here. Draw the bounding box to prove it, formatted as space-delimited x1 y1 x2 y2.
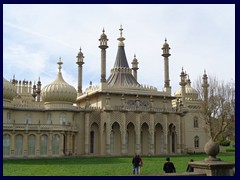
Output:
154 123 164 155
111 122 121 155
168 124 177 154
141 123 149 155
126 122 135 155
90 122 99 155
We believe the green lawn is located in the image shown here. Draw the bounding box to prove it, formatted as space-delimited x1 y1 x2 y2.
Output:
3 153 235 176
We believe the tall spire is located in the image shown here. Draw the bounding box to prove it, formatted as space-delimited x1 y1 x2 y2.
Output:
107 26 139 87
131 54 139 80
76 48 85 94
202 69 209 102
117 25 125 46
99 28 109 83
162 38 171 93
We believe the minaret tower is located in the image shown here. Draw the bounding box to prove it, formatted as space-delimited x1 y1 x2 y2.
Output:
99 28 108 83
36 77 41 102
131 54 139 80
202 70 209 103
162 38 171 94
179 67 187 106
76 48 85 94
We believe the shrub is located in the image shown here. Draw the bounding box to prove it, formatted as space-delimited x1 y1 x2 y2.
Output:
219 139 231 146
226 147 235 152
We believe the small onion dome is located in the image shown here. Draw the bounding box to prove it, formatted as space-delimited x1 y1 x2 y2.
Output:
174 79 198 100
100 30 107 39
41 59 77 103
3 77 17 101
163 38 170 48
77 48 84 57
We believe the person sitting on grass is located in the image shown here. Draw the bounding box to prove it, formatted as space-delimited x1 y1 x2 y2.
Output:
186 159 194 172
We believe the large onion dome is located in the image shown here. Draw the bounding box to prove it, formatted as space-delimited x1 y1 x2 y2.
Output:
41 59 77 103
175 78 198 100
3 77 17 101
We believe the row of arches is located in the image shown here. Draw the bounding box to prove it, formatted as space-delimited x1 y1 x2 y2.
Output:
88 122 177 156
3 133 62 157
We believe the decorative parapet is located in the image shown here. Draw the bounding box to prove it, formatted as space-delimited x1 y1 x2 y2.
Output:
3 123 78 132
44 103 79 111
81 83 160 96
110 67 132 74
3 101 82 111
4 102 44 110
113 105 178 113
83 85 100 94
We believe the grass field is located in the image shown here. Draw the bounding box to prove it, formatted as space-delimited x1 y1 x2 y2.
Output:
3 152 235 176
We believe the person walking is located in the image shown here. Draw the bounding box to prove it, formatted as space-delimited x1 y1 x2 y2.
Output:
138 155 143 175
186 159 194 172
132 154 140 175
163 157 176 173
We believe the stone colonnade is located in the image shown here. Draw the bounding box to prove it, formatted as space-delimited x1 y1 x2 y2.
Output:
84 110 182 156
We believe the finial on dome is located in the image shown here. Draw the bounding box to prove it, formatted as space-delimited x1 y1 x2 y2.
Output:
119 24 123 37
57 57 63 72
165 38 167 42
117 25 125 46
103 28 105 33
204 69 206 74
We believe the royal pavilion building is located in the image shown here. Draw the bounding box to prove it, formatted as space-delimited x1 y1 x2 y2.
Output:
3 26 209 158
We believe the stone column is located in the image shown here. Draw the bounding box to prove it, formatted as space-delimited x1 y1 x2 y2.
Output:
101 49 107 82
149 113 155 155
76 48 84 95
121 111 126 155
60 132 64 156
163 114 168 154
48 132 52 156
35 133 41 157
69 132 73 155
23 133 28 157
135 112 141 155
99 113 104 155
10 134 15 157
105 112 111 155
84 113 90 155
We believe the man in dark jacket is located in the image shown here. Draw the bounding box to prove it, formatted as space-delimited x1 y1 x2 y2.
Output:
132 155 140 174
163 157 176 173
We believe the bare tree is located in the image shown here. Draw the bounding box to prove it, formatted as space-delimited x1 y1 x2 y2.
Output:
194 75 235 142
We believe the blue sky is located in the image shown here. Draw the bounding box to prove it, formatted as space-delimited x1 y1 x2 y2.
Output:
3 4 235 94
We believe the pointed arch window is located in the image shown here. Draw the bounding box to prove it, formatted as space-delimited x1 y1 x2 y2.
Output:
25 113 32 124
60 113 66 125
28 135 36 156
193 116 199 128
6 112 11 123
47 113 52 124
40 135 48 155
52 134 60 155
3 134 11 156
90 131 94 153
15 134 23 156
194 136 199 148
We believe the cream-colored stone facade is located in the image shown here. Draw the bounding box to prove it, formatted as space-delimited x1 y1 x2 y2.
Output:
3 27 209 158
